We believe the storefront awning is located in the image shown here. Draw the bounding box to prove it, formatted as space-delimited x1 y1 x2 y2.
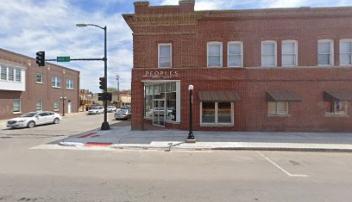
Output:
199 91 240 102
266 90 302 102
324 91 352 102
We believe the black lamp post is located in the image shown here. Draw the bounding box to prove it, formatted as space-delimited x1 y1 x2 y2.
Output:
186 84 196 143
60 96 67 116
76 23 110 130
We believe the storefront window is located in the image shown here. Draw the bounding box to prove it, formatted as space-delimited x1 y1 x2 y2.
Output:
144 82 179 122
218 102 232 123
202 102 216 123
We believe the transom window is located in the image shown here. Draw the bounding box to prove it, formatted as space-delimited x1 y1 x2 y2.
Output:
228 42 243 67
340 39 352 66
51 76 61 88
268 102 289 116
201 102 234 125
318 39 334 66
282 40 298 67
158 43 172 68
261 41 277 67
207 42 223 67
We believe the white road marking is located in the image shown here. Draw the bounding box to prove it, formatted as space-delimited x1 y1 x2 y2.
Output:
257 151 308 178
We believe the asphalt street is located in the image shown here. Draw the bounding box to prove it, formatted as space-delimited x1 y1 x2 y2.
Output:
0 113 352 202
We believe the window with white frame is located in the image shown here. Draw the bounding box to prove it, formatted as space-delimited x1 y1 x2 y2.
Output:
8 67 14 81
207 42 223 67
340 39 352 66
201 102 234 125
261 41 277 67
15 69 21 82
35 73 43 83
282 40 298 67
12 99 21 113
66 79 74 89
268 101 289 116
53 101 60 112
51 76 61 88
318 40 334 66
326 100 348 115
228 42 243 67
158 43 172 68
36 100 43 111
0 66 6 80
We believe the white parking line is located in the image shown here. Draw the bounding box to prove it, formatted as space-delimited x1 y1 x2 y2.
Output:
257 151 308 178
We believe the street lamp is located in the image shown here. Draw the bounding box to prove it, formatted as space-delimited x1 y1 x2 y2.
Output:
60 96 67 116
76 23 110 130
116 74 120 107
186 84 196 143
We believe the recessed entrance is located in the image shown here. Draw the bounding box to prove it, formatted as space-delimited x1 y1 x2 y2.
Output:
152 99 166 127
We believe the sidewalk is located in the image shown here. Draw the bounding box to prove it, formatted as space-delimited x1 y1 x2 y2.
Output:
55 123 352 152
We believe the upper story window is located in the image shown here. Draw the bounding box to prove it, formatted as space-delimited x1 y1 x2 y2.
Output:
282 40 298 67
51 76 61 88
158 43 172 68
0 66 6 80
340 39 352 66
66 79 74 89
0 65 23 82
318 39 334 66
35 73 43 84
228 41 243 67
207 42 223 67
8 67 14 81
261 41 277 67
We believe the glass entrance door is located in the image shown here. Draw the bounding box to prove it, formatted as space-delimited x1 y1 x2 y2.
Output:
153 99 166 127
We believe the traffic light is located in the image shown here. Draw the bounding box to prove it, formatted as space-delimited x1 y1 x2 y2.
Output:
36 51 45 66
99 77 106 90
98 92 112 101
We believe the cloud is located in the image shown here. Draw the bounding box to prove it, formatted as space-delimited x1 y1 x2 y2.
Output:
0 0 133 92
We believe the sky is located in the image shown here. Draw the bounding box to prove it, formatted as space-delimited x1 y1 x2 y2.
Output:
1 0 352 93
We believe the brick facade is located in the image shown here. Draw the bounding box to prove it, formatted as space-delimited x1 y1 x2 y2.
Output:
0 48 80 119
124 1 352 132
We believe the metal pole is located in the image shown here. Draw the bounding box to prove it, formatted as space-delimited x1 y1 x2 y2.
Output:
101 26 110 130
187 87 195 140
62 98 65 116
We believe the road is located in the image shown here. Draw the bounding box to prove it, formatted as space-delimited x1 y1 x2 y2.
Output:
0 113 352 202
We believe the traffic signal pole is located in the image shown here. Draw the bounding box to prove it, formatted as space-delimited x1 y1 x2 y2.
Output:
101 26 110 130
36 24 111 131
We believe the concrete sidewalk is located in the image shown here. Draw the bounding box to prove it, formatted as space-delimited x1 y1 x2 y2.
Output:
53 123 352 152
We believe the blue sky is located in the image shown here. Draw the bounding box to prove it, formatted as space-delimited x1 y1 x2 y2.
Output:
1 0 352 92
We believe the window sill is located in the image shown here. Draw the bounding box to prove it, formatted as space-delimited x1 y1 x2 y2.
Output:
36 82 43 84
268 114 290 118
12 112 22 115
52 86 61 89
325 113 349 118
66 88 74 90
200 123 234 127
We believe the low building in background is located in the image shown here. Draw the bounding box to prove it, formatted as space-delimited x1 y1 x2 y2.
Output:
92 90 131 108
79 89 94 111
0 48 80 119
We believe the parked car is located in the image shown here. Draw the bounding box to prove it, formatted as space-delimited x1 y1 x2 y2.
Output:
107 106 117 113
6 111 62 129
87 106 104 115
114 108 131 120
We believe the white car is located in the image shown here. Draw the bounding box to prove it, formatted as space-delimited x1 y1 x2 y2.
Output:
87 106 104 115
107 106 117 113
7 111 62 129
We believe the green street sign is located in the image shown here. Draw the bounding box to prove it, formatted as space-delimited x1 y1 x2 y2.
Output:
57 56 71 62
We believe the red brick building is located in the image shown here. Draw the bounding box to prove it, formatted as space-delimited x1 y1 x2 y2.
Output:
124 0 352 132
0 48 80 119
